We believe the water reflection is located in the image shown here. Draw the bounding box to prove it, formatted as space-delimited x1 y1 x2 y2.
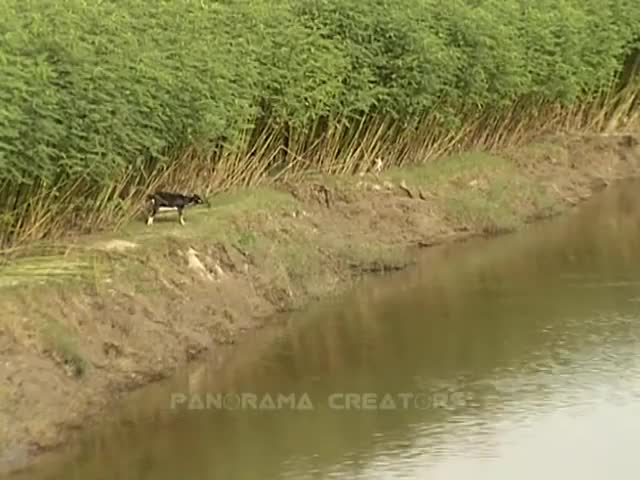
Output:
8 181 640 479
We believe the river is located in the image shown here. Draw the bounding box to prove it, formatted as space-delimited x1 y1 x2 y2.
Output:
7 181 640 479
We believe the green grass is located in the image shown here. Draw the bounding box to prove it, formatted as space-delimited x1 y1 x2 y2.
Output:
114 187 298 244
0 253 94 289
0 187 299 292
383 152 559 231
39 319 87 377
384 152 509 187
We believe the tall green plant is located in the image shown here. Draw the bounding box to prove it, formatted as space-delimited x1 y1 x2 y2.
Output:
0 0 638 247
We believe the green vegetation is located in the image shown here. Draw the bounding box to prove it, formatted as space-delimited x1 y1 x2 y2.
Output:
40 318 87 377
0 0 639 247
0 149 557 290
386 151 557 231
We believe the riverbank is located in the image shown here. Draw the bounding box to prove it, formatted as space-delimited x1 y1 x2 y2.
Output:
1 131 639 475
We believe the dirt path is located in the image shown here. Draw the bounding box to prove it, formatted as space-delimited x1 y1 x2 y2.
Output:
1 132 639 475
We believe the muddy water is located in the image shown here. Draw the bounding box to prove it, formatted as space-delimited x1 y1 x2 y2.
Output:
8 181 640 480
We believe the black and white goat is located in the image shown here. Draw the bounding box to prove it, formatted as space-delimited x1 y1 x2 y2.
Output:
146 191 204 226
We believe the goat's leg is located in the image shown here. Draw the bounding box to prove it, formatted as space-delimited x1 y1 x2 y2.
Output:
178 206 185 226
146 203 157 225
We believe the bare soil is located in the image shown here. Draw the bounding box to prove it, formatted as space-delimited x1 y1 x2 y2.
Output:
1 132 639 475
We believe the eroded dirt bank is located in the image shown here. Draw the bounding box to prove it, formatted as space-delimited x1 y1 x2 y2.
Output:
1 132 639 475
